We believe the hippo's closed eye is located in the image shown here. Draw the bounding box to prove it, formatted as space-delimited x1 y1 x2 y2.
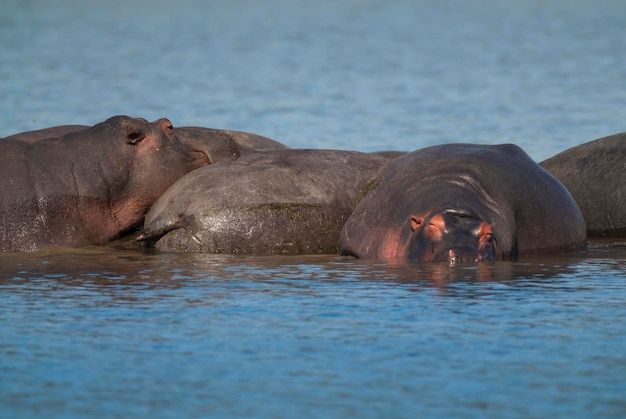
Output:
425 215 446 240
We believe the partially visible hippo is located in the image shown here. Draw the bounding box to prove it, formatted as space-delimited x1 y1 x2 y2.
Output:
370 151 407 159
137 149 389 254
5 124 289 154
540 132 626 237
3 125 89 142
173 127 289 154
340 143 586 262
0 115 237 252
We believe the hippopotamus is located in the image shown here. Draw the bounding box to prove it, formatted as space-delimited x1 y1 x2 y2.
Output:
3 125 89 142
0 115 241 252
340 143 587 262
370 151 407 159
173 127 289 155
137 149 389 254
5 124 289 154
540 132 626 237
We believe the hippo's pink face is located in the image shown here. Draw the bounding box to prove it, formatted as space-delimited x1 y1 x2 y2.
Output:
407 209 495 263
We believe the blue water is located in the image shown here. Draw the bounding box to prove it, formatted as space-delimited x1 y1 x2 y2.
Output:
2 0 626 418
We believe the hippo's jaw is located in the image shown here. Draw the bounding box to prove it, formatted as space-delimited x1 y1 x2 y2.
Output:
408 209 496 263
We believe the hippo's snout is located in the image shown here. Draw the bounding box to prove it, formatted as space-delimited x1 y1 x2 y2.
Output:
408 210 495 263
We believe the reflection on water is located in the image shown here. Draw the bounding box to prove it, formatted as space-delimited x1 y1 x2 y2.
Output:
0 245 615 287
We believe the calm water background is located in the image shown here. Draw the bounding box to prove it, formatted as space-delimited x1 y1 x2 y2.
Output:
1 0 626 417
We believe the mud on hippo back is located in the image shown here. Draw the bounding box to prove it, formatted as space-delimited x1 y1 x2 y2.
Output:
340 143 587 262
137 149 388 255
540 131 626 238
0 116 240 252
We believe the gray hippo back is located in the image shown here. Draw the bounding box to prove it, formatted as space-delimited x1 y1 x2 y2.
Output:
138 149 388 255
540 132 626 238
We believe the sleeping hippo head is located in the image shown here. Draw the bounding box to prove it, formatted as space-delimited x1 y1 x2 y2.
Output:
340 144 586 262
407 208 495 263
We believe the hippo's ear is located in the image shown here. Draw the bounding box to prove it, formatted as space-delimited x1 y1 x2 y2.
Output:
126 128 146 144
476 223 494 245
410 215 423 231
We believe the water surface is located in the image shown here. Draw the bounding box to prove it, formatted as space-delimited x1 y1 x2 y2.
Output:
2 245 626 418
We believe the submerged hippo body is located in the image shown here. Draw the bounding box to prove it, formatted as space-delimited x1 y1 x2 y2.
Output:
340 143 586 262
0 116 239 252
540 132 626 237
138 149 388 255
